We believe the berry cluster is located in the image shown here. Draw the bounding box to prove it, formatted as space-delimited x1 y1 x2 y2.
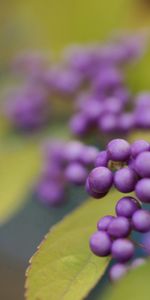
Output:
69 35 146 137
4 34 146 132
88 138 150 281
86 138 150 201
37 140 98 206
5 84 50 131
90 195 149 281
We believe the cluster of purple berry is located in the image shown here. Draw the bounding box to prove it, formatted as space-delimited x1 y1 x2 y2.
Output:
37 140 98 206
90 196 149 282
4 34 146 132
88 138 150 281
69 35 146 137
86 138 150 200
5 84 50 131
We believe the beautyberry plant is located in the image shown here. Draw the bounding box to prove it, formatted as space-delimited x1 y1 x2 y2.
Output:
87 138 150 281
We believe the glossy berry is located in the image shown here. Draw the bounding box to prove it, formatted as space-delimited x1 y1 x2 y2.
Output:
97 215 115 231
107 139 131 162
109 263 128 282
135 178 150 203
134 151 150 178
111 238 134 262
115 196 140 218
108 216 131 238
86 178 107 199
114 167 137 193
132 209 150 233
90 231 112 256
95 151 109 167
88 167 113 194
131 140 149 158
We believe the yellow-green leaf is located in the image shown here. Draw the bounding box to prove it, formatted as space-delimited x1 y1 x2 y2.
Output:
25 190 124 300
128 130 150 143
101 259 150 300
0 141 40 225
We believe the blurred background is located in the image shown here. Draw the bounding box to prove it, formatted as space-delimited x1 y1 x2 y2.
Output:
1 1 150 299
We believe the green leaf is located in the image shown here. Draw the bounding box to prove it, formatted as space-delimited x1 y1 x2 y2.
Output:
101 259 150 300
25 190 124 300
0 141 40 225
128 130 150 143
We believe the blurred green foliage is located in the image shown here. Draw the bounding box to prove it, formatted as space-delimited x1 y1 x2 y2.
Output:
102 259 150 300
1 0 150 66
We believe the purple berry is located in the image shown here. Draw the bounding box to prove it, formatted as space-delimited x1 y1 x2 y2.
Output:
118 113 135 133
116 196 140 218
69 113 89 136
135 178 150 203
99 113 118 134
111 238 134 262
65 163 87 185
107 139 131 162
104 97 123 115
134 151 150 178
63 141 84 162
90 231 112 256
86 178 107 199
132 209 150 233
95 151 109 167
37 181 65 206
130 258 146 269
109 263 128 282
81 146 99 165
131 140 149 158
83 100 103 121
97 215 115 231
92 67 123 92
88 167 113 194
114 167 137 193
108 216 131 238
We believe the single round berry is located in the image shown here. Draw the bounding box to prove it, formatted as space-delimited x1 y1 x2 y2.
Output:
88 167 113 194
81 146 99 165
108 216 131 238
134 151 150 178
107 139 131 162
95 151 109 167
86 178 107 199
89 231 112 256
69 113 89 136
118 113 135 133
99 113 118 134
130 258 146 269
114 167 137 193
37 181 65 206
135 178 150 203
65 163 87 185
111 238 134 262
131 140 149 158
97 215 115 231
63 141 84 162
109 263 128 282
132 209 150 233
115 196 140 218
